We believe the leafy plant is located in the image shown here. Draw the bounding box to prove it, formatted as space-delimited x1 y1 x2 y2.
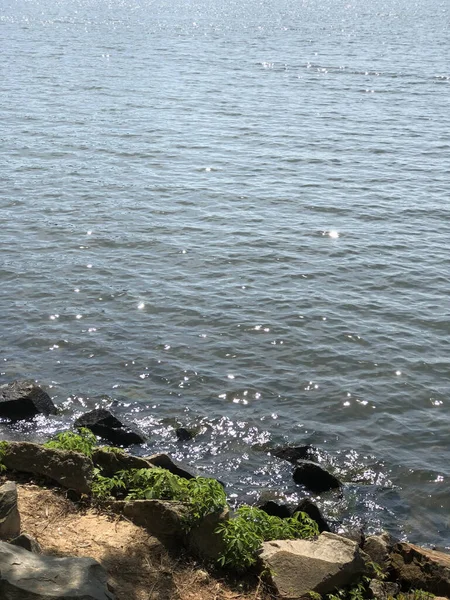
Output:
91 466 227 526
44 428 98 457
216 506 319 571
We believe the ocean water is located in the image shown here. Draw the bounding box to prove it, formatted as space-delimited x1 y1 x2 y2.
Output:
1 0 449 546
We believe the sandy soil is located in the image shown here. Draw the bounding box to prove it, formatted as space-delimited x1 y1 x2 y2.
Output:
14 482 270 600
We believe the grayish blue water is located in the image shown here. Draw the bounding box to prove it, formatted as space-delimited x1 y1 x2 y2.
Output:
1 0 450 546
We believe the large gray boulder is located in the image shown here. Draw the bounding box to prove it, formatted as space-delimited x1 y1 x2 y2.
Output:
260 532 369 600
0 481 20 539
0 541 115 599
363 532 390 566
389 542 450 597
0 380 56 420
1 442 93 494
75 408 146 446
185 507 229 561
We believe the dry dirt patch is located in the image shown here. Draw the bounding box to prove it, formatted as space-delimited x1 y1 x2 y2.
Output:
16 483 269 600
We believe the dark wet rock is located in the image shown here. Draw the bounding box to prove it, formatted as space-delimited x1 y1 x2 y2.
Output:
75 408 146 446
294 498 331 533
0 380 56 421
92 448 153 478
146 453 196 480
368 579 400 600
389 542 450 596
1 442 93 494
0 481 20 539
260 532 370 599
175 427 195 442
186 507 229 561
258 500 292 519
272 445 317 464
363 532 391 566
293 460 342 493
0 540 115 599
10 533 42 553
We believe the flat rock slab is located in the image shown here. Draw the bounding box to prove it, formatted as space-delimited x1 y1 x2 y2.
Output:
75 408 146 446
0 481 20 539
120 499 188 537
390 542 450 597
2 442 93 494
260 532 369 600
0 541 115 599
293 460 342 494
0 380 56 420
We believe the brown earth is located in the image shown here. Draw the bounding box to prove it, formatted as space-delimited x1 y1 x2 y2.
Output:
13 482 270 600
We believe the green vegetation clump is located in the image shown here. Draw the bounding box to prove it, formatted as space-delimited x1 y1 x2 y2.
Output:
216 506 319 571
92 466 227 527
44 427 98 457
42 429 321 572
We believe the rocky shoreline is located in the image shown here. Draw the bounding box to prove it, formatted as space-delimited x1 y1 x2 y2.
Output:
1 380 450 600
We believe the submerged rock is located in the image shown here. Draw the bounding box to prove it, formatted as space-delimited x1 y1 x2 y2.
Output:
260 532 369 600
75 408 146 446
0 481 20 539
0 380 56 421
272 445 317 464
1 442 93 494
175 427 195 442
293 460 342 494
0 541 115 600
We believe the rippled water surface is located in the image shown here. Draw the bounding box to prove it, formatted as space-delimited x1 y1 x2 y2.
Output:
1 0 450 546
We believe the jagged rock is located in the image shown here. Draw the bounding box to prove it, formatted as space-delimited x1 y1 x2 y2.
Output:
293 460 342 493
1 442 93 494
363 532 390 566
0 540 114 599
92 448 153 478
389 542 450 596
10 533 41 553
260 532 369 599
119 499 188 537
186 507 230 561
258 500 292 519
0 380 56 420
368 579 399 600
273 445 316 463
295 498 331 533
0 482 20 539
146 453 196 480
75 408 146 446
175 427 195 442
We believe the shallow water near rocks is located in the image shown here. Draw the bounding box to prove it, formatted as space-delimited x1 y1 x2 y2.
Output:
1 0 450 546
